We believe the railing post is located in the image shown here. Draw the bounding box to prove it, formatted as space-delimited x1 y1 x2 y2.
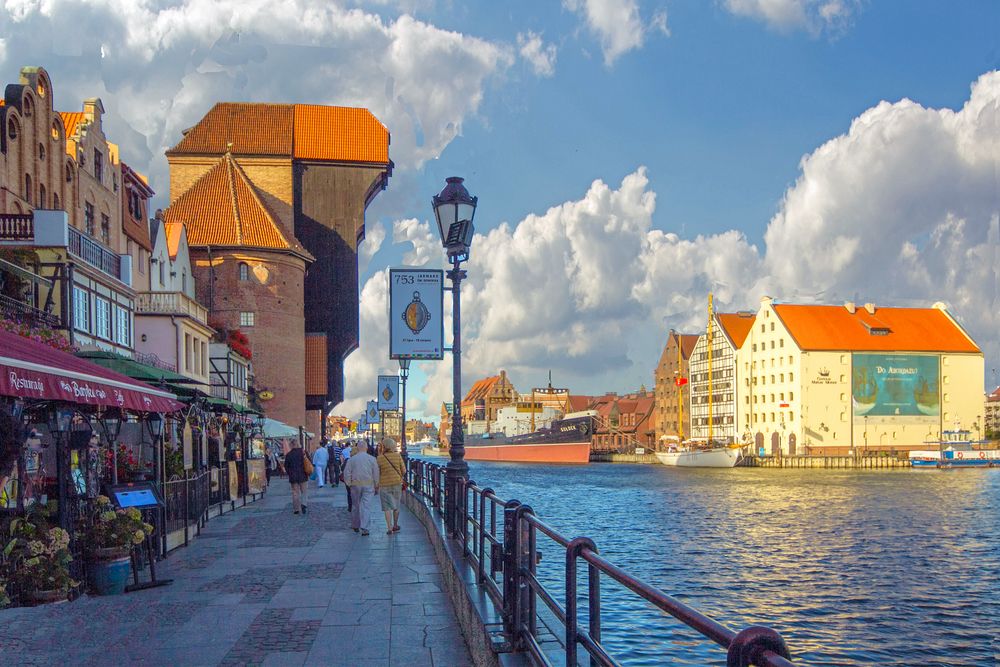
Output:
726 626 792 667
588 553 602 667
462 479 473 557
479 488 493 585
566 536 598 666
514 505 534 648
183 472 190 548
502 499 522 644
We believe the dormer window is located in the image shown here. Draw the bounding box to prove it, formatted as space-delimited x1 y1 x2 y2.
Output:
861 322 892 336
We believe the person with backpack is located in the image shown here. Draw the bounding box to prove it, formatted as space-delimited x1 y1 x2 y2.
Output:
284 441 311 515
376 437 405 534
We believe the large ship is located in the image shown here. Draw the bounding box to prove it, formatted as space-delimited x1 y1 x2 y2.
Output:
462 411 595 464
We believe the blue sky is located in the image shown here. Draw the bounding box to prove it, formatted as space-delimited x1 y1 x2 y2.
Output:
2 1 998 419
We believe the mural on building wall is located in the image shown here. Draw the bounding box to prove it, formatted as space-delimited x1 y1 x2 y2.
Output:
852 353 940 419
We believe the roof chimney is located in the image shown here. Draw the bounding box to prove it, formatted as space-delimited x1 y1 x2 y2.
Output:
760 295 773 305
844 302 856 314
864 303 876 315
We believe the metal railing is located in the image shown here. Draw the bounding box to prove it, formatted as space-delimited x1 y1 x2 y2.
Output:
135 291 209 323
68 226 122 281
407 459 794 667
0 213 34 241
0 293 59 327
134 351 178 372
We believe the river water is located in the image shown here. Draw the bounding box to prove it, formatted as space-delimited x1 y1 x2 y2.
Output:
460 461 1000 666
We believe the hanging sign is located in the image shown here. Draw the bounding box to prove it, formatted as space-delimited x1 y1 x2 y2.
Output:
389 268 444 360
377 375 400 411
366 401 380 424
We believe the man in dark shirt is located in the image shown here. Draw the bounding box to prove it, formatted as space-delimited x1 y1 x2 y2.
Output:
284 441 309 515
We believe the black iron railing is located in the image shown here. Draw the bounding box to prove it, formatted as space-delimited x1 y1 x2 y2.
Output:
67 226 122 281
0 293 59 327
407 459 794 667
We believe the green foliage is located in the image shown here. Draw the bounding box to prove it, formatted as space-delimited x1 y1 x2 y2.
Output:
1 505 77 597
80 495 154 552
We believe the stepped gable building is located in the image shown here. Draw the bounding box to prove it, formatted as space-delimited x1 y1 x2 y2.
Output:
460 370 518 434
738 297 984 456
653 329 699 444
590 389 656 452
689 311 755 444
164 102 391 433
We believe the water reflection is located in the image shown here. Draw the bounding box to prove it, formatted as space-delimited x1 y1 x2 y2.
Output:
465 462 1000 666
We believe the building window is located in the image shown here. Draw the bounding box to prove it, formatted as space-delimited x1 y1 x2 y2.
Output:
51 121 59 140
114 306 131 347
38 143 45 161
7 118 17 140
66 163 73 183
94 298 111 340
159 261 165 286
138 249 146 274
184 334 192 371
85 202 95 236
100 213 111 245
789 373 793 382
182 271 187 293
38 184 46 208
73 287 90 333
24 174 32 202
240 311 255 327
780 339 784 348
239 262 249 281
94 149 104 183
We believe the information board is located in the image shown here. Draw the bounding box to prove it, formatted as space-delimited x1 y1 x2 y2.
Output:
389 268 444 360
106 482 163 509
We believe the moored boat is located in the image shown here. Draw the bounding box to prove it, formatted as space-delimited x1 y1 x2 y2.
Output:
655 443 741 468
463 412 594 464
910 430 999 468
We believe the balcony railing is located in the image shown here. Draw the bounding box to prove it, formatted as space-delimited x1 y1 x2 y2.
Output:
134 351 177 372
135 291 209 324
0 293 60 328
0 214 34 241
68 226 122 280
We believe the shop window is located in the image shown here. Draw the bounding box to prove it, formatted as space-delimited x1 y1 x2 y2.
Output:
240 311 255 327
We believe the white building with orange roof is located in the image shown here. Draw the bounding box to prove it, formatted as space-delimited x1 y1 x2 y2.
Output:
689 310 756 443
739 297 984 456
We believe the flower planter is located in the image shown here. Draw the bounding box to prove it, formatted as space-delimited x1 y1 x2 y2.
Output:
25 589 68 606
87 548 132 596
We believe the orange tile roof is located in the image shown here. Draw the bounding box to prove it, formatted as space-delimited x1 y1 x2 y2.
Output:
59 111 84 138
168 103 294 156
773 304 981 353
462 376 500 405
163 154 312 259
567 395 594 412
167 102 390 165
293 105 390 164
716 312 755 349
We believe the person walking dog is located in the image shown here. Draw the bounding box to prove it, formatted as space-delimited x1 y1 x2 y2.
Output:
342 441 379 536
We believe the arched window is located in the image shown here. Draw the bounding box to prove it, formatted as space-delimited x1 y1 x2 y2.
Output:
37 77 47 98
53 193 60 209
238 262 249 281
22 95 32 117
7 118 17 141
39 184 46 209
65 162 74 184
51 122 60 141
24 174 32 202
38 143 45 160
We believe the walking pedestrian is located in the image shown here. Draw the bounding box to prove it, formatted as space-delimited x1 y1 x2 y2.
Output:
284 441 310 515
342 441 354 512
342 440 380 536
312 442 329 489
377 437 405 534
325 441 337 485
330 441 342 487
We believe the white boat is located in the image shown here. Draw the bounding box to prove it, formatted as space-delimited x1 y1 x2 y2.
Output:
655 445 741 468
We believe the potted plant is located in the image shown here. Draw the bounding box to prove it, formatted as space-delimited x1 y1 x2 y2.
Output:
2 508 76 605
80 496 154 595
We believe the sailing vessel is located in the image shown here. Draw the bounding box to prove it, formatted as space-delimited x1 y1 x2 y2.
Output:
656 293 741 468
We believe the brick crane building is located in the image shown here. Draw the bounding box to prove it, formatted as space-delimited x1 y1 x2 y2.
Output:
164 103 392 433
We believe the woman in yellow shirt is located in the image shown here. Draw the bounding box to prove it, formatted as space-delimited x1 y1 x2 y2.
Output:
377 437 405 534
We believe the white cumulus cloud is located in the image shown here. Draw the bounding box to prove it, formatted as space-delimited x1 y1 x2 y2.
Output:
517 31 558 77
725 0 859 35
563 0 667 66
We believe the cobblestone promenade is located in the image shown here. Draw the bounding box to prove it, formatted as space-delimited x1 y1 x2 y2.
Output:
0 480 472 666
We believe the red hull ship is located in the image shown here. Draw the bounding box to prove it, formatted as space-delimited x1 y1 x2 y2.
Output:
461 414 594 464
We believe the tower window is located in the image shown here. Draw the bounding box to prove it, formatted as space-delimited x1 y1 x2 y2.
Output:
239 262 250 281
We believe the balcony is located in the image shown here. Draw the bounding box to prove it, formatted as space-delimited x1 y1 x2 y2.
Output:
0 293 59 328
0 213 34 241
0 210 131 286
68 226 121 280
135 291 209 324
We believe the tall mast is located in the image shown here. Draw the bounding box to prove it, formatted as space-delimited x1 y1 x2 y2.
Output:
708 293 714 444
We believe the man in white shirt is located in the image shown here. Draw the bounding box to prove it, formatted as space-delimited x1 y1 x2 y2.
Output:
311 442 330 488
342 442 380 536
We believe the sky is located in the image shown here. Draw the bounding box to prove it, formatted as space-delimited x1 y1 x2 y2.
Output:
2 0 998 422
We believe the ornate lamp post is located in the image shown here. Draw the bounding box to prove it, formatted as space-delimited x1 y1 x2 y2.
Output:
432 176 477 535
399 359 411 463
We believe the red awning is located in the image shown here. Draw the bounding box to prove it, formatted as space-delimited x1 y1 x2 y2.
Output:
0 329 183 413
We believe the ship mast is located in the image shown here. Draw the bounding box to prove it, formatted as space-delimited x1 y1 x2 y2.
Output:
530 371 568 432
708 293 714 445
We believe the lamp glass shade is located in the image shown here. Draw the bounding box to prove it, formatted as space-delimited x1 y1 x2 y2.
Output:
432 177 477 247
148 413 164 437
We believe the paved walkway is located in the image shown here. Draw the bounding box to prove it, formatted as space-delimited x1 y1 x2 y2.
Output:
0 478 472 666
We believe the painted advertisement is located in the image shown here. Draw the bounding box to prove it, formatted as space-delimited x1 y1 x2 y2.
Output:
377 375 400 411
852 354 940 419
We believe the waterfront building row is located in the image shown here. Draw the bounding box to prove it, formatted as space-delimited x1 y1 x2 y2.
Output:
654 296 985 456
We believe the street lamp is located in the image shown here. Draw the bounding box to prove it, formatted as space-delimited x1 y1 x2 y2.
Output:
399 359 411 463
432 176 477 535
